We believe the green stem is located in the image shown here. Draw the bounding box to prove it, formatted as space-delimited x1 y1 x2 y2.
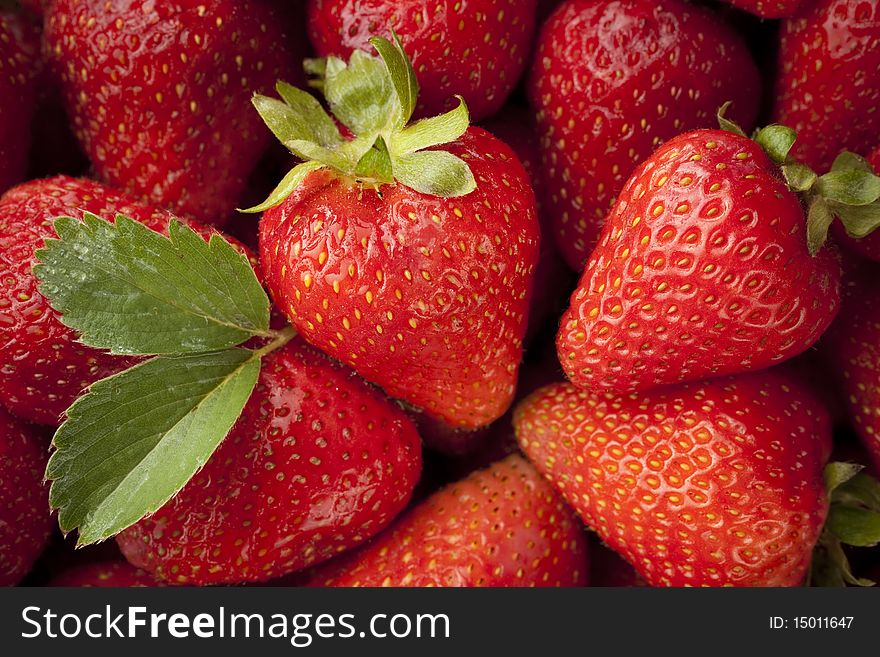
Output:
253 325 297 358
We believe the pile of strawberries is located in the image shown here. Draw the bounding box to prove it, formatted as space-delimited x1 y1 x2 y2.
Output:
2 0 880 589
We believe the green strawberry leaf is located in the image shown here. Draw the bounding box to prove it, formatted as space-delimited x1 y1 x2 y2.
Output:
275 81 343 148
781 163 817 193
806 196 835 256
394 150 477 197
355 135 393 182
35 215 270 355
832 200 880 238
834 472 880 512
323 51 397 135
755 124 797 165
825 506 880 547
394 97 470 156
370 32 419 128
831 151 873 174
241 161 325 214
817 169 880 206
716 101 747 137
824 462 864 494
47 349 261 545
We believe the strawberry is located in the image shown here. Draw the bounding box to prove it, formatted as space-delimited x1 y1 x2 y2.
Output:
514 371 832 586
0 176 254 426
0 7 40 195
773 0 880 172
308 454 588 587
306 0 538 122
528 0 761 270
721 0 803 18
48 561 162 587
557 122 848 393
116 339 422 585
253 38 540 430
43 0 301 226
1 406 52 586
823 262 880 472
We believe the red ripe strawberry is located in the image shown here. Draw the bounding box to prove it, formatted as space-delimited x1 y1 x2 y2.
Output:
308 455 588 587
1 406 52 586
261 130 538 430
116 340 422 585
557 127 841 392
43 0 300 226
832 146 880 261
514 371 832 586
0 176 254 426
528 0 761 270
48 561 162 587
774 0 880 172
306 0 538 122
0 8 40 195
721 0 803 18
823 263 880 472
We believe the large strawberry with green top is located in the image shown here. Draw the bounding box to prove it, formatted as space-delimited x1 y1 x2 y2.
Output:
117 339 422 585
557 111 880 393
0 6 39 195
515 371 842 587
306 0 538 122
251 37 540 430
0 176 255 426
528 0 761 270
43 0 300 225
773 0 880 172
308 454 588 587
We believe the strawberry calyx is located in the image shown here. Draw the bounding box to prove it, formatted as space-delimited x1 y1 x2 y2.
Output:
717 103 880 256
243 32 476 213
809 462 880 587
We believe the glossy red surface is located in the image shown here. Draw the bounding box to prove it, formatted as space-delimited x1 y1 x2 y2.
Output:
260 128 540 430
515 371 831 586
558 129 841 392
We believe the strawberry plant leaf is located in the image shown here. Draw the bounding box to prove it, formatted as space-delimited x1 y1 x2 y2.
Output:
781 163 817 192
755 124 797 164
274 81 342 148
394 97 470 155
35 215 270 355
47 349 261 545
830 200 880 238
806 196 834 255
323 51 396 135
831 150 873 174
394 150 477 197
824 462 864 494
716 101 746 137
817 169 880 206
241 161 325 214
835 472 880 512
825 505 880 547
370 32 419 127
